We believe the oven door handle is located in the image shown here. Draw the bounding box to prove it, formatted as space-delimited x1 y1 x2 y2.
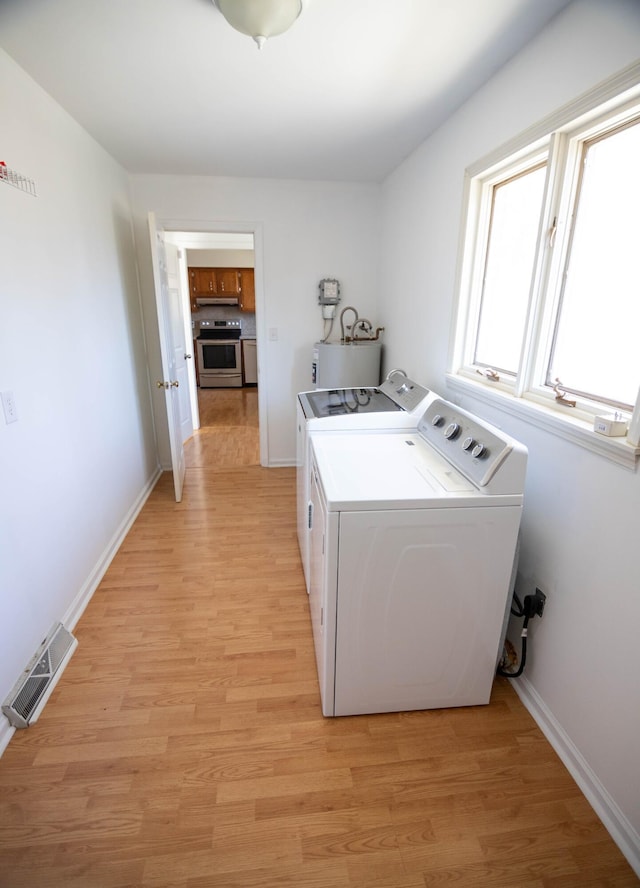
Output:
197 338 241 344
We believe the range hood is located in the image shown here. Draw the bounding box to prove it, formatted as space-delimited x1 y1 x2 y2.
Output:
196 296 239 306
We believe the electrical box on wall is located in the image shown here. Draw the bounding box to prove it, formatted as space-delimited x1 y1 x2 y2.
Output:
318 278 341 319
318 278 340 304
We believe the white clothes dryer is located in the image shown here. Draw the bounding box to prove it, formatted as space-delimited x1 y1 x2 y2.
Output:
296 373 435 591
307 397 527 717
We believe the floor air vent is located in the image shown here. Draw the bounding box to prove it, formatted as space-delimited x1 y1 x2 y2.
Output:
2 623 77 729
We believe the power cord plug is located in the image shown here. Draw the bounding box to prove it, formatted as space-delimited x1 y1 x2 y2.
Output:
498 588 546 679
523 588 546 618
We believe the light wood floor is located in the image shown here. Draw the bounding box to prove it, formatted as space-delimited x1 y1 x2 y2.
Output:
0 390 636 887
185 388 260 469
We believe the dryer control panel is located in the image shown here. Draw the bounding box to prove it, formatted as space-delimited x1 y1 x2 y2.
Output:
378 376 430 413
417 398 527 492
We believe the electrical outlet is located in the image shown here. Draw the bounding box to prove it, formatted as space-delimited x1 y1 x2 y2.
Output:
531 576 552 605
522 584 546 619
531 587 546 617
1 390 18 424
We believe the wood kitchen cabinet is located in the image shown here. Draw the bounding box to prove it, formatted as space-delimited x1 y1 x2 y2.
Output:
189 268 217 311
190 267 217 294
239 268 255 313
216 269 241 296
188 267 252 312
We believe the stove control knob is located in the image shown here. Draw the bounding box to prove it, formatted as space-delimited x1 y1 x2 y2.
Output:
431 413 444 427
462 436 475 451
472 442 487 459
444 422 460 440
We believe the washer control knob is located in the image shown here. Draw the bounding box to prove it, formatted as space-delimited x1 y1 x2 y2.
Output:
431 413 444 427
472 442 487 459
462 436 475 451
444 422 460 440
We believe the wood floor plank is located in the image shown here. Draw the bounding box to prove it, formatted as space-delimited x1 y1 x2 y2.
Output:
0 389 636 887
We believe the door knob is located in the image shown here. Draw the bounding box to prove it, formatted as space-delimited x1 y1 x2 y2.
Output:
156 381 169 389
170 381 179 388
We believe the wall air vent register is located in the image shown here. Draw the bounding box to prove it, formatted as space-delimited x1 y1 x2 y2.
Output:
2 623 77 728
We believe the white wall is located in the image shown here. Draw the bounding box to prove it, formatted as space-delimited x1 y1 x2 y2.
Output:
187 249 254 268
0 51 158 749
379 0 640 870
129 175 381 466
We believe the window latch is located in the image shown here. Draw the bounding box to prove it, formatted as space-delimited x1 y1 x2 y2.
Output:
477 367 500 382
553 378 576 407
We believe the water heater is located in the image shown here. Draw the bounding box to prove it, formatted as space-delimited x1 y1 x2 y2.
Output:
312 341 382 389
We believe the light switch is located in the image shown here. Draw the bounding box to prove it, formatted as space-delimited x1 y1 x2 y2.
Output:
1 390 18 424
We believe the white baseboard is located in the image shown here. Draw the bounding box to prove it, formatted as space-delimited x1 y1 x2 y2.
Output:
63 467 162 631
513 676 640 878
0 721 15 758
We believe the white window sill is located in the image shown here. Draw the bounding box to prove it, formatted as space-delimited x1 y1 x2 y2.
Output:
445 373 640 470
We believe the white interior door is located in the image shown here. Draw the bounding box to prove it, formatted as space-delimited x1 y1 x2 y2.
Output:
164 242 193 444
148 212 186 502
174 245 200 431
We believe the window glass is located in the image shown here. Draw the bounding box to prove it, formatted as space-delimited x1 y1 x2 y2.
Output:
548 119 640 408
474 164 546 374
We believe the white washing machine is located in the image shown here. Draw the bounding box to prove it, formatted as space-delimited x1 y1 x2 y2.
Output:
308 397 527 717
297 373 435 591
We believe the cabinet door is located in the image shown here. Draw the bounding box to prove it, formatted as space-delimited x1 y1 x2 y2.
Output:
239 268 255 312
189 268 217 309
216 269 241 295
197 268 218 293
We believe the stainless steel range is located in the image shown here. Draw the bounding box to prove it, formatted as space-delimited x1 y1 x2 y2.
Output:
196 319 242 388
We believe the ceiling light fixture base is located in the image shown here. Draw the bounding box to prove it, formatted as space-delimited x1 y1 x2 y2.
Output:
214 0 303 49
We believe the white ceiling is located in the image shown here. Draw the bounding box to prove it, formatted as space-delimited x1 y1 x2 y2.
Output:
0 0 574 183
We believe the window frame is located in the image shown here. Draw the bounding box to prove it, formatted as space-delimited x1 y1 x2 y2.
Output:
473 157 549 378
448 61 640 469
541 114 640 411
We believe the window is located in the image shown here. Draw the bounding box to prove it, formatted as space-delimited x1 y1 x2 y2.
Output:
547 119 640 408
450 66 640 465
474 162 546 375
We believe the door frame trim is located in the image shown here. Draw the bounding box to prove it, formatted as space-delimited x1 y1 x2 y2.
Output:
157 218 267 467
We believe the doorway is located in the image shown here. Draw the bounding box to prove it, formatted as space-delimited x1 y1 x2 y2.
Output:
161 223 266 469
